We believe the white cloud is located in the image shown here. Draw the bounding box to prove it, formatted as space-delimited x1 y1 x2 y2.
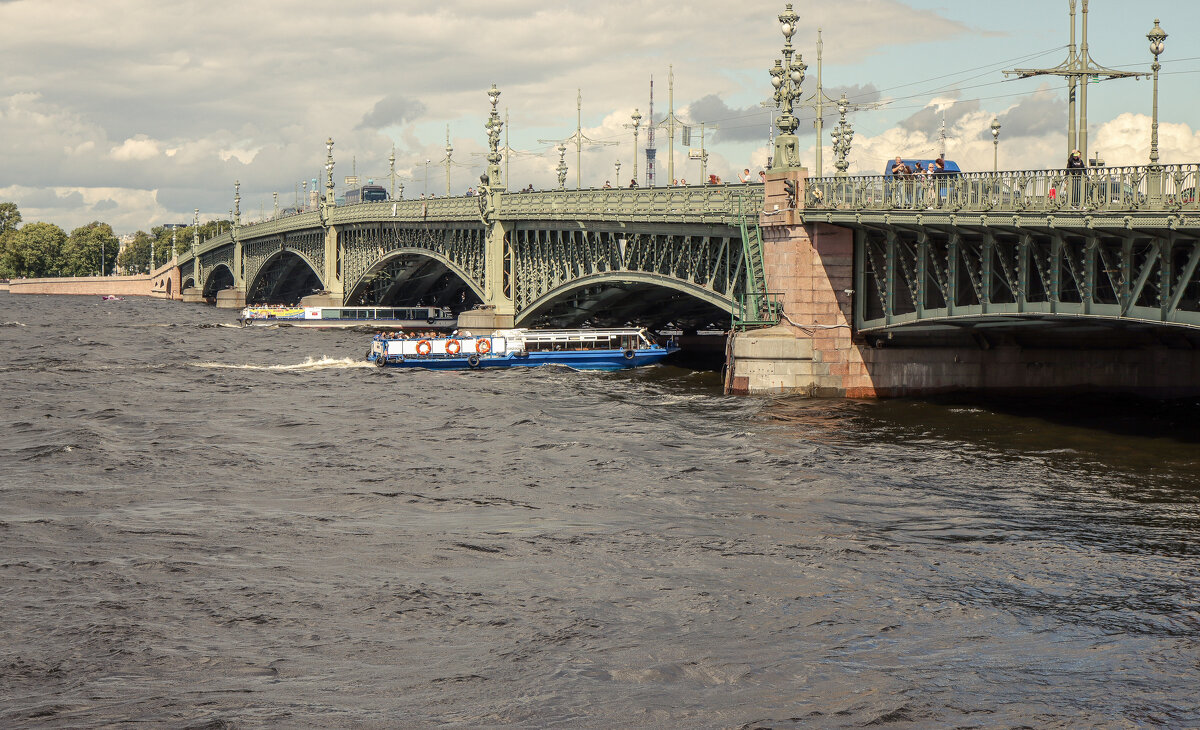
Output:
1093 113 1200 168
110 136 162 161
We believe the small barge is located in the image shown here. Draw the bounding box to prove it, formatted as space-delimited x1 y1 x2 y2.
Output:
368 328 677 371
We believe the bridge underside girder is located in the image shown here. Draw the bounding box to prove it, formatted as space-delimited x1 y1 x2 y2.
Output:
347 253 483 310
519 279 731 331
247 252 322 304
202 265 234 299
856 222 1200 338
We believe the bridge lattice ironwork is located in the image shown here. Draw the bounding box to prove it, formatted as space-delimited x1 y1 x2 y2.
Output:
855 224 1200 331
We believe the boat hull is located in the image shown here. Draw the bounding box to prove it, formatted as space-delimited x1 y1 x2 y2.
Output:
369 348 674 371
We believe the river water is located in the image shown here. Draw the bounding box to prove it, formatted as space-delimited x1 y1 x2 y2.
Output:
2 292 1199 728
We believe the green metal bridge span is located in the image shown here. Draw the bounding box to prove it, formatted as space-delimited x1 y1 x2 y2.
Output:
178 184 771 331
176 163 1200 336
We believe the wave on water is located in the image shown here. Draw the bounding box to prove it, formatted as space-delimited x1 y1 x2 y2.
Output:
2 321 27 327
192 356 372 371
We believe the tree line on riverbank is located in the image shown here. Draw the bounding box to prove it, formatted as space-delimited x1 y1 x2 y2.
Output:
0 202 230 279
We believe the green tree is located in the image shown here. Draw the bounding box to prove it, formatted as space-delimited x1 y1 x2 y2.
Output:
0 202 22 277
0 231 14 279
0 202 21 235
173 226 197 256
61 222 119 277
117 230 153 274
1 222 66 277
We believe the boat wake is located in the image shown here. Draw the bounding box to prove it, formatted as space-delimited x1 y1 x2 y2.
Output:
193 356 372 372
2 321 28 327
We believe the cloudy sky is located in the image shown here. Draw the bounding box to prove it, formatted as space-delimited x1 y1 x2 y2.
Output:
1 0 1198 234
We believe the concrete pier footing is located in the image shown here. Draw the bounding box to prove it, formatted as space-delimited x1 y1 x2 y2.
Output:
215 288 246 309
456 306 515 334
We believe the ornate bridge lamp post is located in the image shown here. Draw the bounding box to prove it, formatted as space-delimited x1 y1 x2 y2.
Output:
769 3 807 170
388 148 397 200
990 117 1001 174
1147 19 1167 203
484 84 504 192
555 144 568 190
233 180 241 228
323 138 335 217
478 84 505 223
625 109 642 184
830 94 854 177
614 160 621 186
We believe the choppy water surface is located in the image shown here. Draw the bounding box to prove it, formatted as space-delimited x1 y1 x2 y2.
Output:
2 292 1199 728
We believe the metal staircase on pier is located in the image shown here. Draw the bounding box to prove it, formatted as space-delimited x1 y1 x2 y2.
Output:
735 197 780 330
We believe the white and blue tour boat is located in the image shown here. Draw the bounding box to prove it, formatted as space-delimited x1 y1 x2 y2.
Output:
368 328 677 370
239 305 455 329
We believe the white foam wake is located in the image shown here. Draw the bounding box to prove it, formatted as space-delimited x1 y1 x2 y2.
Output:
192 356 372 371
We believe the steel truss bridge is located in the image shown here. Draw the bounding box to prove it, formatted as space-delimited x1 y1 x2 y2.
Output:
178 186 770 330
176 163 1200 336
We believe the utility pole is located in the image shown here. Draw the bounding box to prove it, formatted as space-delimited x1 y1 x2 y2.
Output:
539 90 616 189
443 125 453 197
657 66 687 183
696 122 720 183
798 29 879 176
646 76 657 186
939 112 947 159
1004 0 1142 160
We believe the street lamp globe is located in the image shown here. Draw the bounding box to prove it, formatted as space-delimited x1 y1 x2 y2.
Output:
1147 19 1166 56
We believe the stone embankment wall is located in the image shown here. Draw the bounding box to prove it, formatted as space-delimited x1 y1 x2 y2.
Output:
6 261 182 300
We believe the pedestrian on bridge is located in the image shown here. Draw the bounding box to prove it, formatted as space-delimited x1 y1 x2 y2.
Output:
1067 149 1085 206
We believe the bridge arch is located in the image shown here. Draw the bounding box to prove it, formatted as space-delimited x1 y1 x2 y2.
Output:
181 276 196 290
345 247 485 307
517 272 734 330
245 249 325 304
201 264 235 299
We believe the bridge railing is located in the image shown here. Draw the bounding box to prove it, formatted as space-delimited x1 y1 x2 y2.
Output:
805 164 1200 214
498 184 764 224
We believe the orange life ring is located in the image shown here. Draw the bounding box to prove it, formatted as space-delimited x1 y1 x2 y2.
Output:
416 339 432 355
445 339 461 355
476 338 491 354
